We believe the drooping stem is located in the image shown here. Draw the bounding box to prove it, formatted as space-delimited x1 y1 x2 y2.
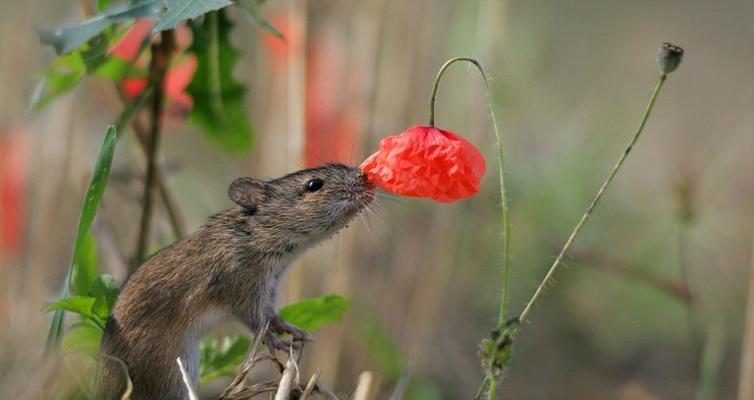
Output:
135 30 176 267
518 74 668 323
428 57 512 324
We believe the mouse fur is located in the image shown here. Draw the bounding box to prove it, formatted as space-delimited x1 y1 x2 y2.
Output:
97 163 373 400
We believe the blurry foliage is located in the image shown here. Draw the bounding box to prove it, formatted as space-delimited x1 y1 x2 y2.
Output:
46 126 118 349
200 335 252 384
187 10 254 153
38 1 160 54
33 0 283 153
36 1 347 395
199 293 351 383
279 293 350 332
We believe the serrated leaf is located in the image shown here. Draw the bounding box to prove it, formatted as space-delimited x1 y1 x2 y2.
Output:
237 0 284 41
62 321 103 358
47 126 118 350
187 10 254 153
154 0 232 31
39 1 161 54
73 232 99 296
279 293 351 332
199 335 251 383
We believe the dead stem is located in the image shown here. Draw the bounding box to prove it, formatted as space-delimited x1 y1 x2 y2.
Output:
567 246 694 305
134 30 176 268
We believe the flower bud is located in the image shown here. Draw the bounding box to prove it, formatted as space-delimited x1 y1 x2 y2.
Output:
657 42 684 74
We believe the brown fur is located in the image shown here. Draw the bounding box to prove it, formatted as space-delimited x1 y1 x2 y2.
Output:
97 164 373 400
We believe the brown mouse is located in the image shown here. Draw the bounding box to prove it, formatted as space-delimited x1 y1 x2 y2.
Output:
97 163 374 400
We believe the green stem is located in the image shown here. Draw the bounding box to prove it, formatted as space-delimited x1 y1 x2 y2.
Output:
473 376 490 400
518 73 667 324
487 377 498 400
428 57 511 324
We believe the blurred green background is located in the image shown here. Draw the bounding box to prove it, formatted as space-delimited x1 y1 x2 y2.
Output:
1 0 752 399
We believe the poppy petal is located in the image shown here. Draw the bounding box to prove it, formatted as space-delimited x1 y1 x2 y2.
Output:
360 125 486 202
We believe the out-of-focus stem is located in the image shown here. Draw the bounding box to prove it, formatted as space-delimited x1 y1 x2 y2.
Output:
129 118 186 239
518 74 667 323
738 237 754 400
135 30 175 267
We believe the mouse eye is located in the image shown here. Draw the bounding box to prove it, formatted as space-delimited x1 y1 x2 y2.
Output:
305 178 324 192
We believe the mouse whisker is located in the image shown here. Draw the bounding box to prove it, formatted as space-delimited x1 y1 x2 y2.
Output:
357 212 388 261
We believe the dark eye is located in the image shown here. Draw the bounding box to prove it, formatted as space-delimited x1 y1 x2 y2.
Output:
305 178 324 192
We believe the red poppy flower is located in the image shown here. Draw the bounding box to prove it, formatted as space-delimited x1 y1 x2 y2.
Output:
360 125 486 202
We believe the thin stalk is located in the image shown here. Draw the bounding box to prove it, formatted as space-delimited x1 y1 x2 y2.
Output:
113 83 187 240
486 378 497 400
738 237 754 400
129 117 187 239
428 57 511 324
473 376 489 400
518 73 667 324
135 30 175 266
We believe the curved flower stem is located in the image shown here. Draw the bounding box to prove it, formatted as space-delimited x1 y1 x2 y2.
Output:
518 73 668 323
429 57 512 324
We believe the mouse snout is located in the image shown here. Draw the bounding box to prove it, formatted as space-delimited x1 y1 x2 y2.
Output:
353 170 375 205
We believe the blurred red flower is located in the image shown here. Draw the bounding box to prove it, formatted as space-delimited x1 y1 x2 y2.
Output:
360 125 486 202
113 20 196 113
261 13 361 167
0 131 27 259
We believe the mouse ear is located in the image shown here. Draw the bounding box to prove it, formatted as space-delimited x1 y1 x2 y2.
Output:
228 177 265 212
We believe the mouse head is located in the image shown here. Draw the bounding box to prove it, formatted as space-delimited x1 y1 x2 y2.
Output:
228 164 374 249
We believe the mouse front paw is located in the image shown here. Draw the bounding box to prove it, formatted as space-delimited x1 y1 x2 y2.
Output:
268 314 314 342
263 330 294 352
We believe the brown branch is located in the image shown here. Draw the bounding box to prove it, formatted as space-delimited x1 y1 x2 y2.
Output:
129 117 186 239
134 30 176 268
566 246 695 305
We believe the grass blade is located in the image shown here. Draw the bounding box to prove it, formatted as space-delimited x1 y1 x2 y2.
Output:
46 125 118 351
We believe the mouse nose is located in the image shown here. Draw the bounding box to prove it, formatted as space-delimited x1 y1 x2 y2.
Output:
360 170 375 190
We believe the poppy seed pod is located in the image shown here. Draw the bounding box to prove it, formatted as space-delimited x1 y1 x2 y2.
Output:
657 42 684 74
360 125 486 202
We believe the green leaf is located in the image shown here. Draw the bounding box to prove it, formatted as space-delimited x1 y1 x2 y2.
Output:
97 0 115 12
62 321 103 358
73 232 99 296
39 2 161 54
187 10 254 153
47 126 119 351
45 296 96 316
237 0 285 40
279 293 351 332
94 57 148 80
199 335 251 383
89 274 120 322
154 0 232 31
31 30 128 112
30 52 86 112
